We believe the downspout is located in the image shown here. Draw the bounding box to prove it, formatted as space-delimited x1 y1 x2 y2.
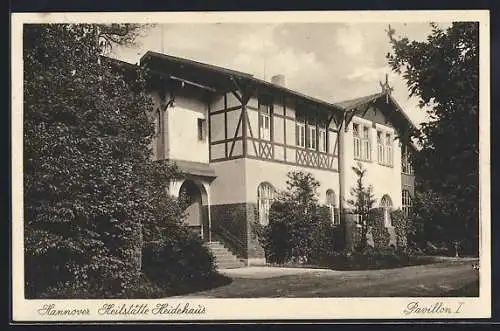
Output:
163 93 175 158
337 111 348 250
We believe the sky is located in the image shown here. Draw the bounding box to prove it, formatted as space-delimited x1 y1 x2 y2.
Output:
111 22 451 127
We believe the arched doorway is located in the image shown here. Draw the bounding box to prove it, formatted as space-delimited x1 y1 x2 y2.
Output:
179 180 208 240
380 194 393 227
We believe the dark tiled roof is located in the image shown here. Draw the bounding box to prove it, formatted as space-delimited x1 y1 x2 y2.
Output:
334 93 383 110
335 92 417 131
113 52 416 132
141 51 254 79
170 159 216 178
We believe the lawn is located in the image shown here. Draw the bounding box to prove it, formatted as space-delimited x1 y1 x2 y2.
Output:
173 259 479 298
442 279 480 297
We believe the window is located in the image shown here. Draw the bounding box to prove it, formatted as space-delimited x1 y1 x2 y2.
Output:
402 190 412 217
259 103 271 141
377 130 394 166
402 145 413 174
197 118 206 141
353 123 361 159
307 125 317 150
380 195 393 227
385 133 393 166
362 126 370 160
354 122 370 161
257 182 275 226
353 214 363 227
326 189 339 225
377 131 384 163
319 128 327 153
296 118 306 148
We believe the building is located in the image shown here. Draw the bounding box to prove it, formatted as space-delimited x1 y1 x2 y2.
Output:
114 51 416 266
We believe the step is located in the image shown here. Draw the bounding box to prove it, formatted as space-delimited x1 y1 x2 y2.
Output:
205 241 246 269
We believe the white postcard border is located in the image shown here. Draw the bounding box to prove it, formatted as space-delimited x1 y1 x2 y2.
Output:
11 10 491 321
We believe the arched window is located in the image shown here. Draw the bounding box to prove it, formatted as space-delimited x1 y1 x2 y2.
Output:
257 182 275 226
326 189 339 225
402 190 412 217
380 194 393 227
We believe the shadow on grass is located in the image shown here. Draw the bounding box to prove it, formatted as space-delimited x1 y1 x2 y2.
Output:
441 279 479 297
127 272 233 299
265 255 440 271
165 273 233 297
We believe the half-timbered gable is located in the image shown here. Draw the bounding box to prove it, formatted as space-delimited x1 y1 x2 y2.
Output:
335 91 417 211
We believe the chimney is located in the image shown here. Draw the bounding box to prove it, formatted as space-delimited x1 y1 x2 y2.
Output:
271 74 286 87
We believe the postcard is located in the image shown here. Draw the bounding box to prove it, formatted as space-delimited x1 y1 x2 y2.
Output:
11 9 491 322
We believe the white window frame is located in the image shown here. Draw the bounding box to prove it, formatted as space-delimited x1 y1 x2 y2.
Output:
307 125 317 150
402 190 412 217
385 133 393 166
362 126 370 161
354 123 371 161
197 118 206 141
377 131 384 163
376 128 395 167
353 123 361 159
402 145 413 174
259 104 271 141
318 128 327 153
296 121 305 148
354 214 363 227
380 195 393 227
258 182 275 226
326 190 339 225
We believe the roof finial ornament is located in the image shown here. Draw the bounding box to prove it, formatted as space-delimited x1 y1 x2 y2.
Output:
379 73 394 104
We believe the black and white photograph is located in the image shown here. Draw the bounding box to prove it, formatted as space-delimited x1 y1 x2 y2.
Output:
11 10 490 321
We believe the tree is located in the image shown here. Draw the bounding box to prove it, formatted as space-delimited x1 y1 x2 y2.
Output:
347 163 376 251
387 22 479 255
255 171 334 264
283 171 320 214
23 23 200 298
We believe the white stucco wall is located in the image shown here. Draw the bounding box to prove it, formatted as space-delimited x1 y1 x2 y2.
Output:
343 116 403 208
244 158 340 206
209 158 247 205
167 92 209 164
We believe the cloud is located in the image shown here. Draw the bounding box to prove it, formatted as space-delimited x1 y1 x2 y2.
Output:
335 25 365 56
347 66 389 82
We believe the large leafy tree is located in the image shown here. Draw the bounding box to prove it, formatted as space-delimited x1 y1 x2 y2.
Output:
387 22 479 254
23 24 184 298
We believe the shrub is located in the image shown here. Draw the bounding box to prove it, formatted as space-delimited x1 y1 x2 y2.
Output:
142 224 217 293
25 24 221 299
254 171 337 265
368 208 390 249
391 208 416 248
319 246 428 271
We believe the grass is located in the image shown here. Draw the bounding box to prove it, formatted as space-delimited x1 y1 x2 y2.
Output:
442 279 479 297
175 260 479 298
127 272 233 299
265 255 440 271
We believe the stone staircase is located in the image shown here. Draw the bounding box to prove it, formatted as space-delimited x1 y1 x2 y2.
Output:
206 241 246 269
